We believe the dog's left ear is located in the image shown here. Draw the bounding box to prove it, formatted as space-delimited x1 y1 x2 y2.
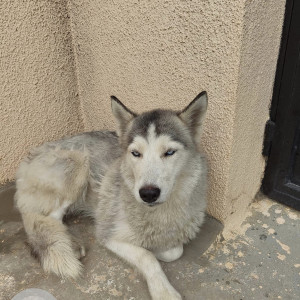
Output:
111 96 137 136
178 91 208 141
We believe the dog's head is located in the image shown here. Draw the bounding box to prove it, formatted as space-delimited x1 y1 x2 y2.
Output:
111 92 208 206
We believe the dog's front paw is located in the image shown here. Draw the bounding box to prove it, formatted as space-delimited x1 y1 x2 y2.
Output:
154 245 183 263
157 288 182 300
148 280 182 300
151 288 182 300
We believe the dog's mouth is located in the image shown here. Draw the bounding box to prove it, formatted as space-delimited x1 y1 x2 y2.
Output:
145 201 162 207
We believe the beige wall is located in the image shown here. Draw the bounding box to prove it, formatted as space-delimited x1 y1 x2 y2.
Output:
224 1 286 229
0 0 285 225
68 0 246 224
68 0 285 225
0 0 83 183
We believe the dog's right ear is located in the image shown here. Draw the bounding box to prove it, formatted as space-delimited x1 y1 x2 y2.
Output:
111 96 137 136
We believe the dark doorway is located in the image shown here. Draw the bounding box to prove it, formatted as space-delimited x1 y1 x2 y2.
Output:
262 0 300 210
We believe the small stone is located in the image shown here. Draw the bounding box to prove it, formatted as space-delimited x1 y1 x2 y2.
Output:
260 234 267 240
225 262 234 270
276 217 285 224
237 251 244 257
277 253 286 261
268 228 275 234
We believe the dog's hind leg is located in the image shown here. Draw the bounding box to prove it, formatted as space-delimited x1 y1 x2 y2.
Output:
22 212 84 278
15 148 89 278
105 239 182 300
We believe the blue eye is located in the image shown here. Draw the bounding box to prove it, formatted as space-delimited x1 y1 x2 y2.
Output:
164 150 176 157
131 151 141 157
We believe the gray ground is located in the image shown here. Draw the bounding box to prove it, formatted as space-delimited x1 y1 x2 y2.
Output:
0 184 299 300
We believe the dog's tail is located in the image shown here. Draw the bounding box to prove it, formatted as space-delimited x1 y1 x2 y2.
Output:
15 147 90 279
21 212 83 278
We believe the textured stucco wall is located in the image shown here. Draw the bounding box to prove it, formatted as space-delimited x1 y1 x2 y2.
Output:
223 1 286 231
0 0 83 184
0 0 285 225
68 0 246 224
68 0 285 225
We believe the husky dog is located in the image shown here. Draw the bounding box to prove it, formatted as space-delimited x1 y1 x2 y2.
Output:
15 92 208 300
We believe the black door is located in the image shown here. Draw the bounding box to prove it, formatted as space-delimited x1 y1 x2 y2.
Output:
262 0 300 210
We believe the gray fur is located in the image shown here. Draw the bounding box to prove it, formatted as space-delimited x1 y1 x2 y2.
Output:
15 92 208 299
127 110 193 149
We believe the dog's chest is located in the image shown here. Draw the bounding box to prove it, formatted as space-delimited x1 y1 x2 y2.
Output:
127 205 201 250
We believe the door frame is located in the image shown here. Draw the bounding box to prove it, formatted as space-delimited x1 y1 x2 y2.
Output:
262 0 300 210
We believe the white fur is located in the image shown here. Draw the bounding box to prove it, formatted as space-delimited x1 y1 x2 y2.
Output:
125 124 186 204
111 202 136 243
105 239 182 300
15 93 208 299
154 245 183 263
50 200 71 220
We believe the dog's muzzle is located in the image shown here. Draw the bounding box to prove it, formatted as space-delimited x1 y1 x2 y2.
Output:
139 186 161 204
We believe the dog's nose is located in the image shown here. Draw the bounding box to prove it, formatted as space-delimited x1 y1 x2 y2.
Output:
139 186 161 203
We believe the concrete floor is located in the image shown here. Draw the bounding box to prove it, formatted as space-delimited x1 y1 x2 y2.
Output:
0 185 299 300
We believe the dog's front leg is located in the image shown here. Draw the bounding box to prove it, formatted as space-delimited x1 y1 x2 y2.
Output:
105 239 182 300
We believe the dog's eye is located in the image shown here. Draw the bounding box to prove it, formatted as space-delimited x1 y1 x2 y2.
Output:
131 150 141 157
164 150 176 157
